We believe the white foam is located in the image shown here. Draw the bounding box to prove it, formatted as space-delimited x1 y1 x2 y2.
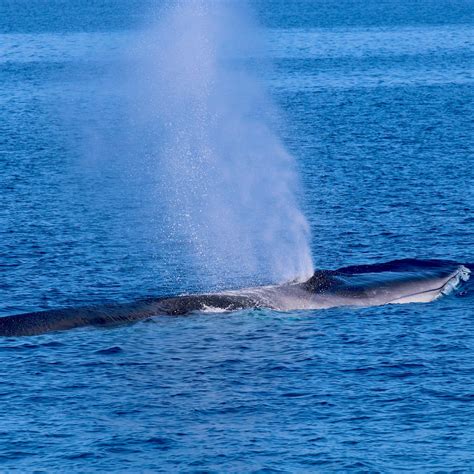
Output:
440 265 471 297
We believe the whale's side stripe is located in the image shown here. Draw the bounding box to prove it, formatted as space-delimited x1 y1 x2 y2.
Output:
386 265 471 304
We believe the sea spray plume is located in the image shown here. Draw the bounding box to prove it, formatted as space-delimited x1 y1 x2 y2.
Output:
128 0 313 288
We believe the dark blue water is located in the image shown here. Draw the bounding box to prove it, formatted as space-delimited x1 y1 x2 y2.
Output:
1 1 473 471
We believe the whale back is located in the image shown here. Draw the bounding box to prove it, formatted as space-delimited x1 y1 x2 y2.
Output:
297 259 471 307
0 259 471 337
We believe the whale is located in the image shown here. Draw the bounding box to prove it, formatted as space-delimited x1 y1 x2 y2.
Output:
0 259 470 337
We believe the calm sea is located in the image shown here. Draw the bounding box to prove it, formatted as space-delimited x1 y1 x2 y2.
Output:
1 1 473 471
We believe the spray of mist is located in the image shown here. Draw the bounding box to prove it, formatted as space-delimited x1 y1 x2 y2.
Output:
116 1 313 289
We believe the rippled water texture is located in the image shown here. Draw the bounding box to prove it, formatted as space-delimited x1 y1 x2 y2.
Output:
1 0 473 471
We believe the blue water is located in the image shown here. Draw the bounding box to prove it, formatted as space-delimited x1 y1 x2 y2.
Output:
1 0 473 471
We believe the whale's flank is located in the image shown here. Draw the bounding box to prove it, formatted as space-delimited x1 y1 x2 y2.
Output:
0 259 470 337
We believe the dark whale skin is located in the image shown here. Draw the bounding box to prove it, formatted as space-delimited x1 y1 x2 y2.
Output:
0 259 470 337
0 294 259 337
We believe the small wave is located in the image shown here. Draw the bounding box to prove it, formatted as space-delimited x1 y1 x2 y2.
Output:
94 346 123 355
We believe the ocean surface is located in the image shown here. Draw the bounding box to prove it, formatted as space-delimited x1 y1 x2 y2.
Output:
1 0 473 471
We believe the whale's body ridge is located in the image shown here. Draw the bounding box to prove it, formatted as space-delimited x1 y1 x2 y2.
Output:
0 259 470 337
